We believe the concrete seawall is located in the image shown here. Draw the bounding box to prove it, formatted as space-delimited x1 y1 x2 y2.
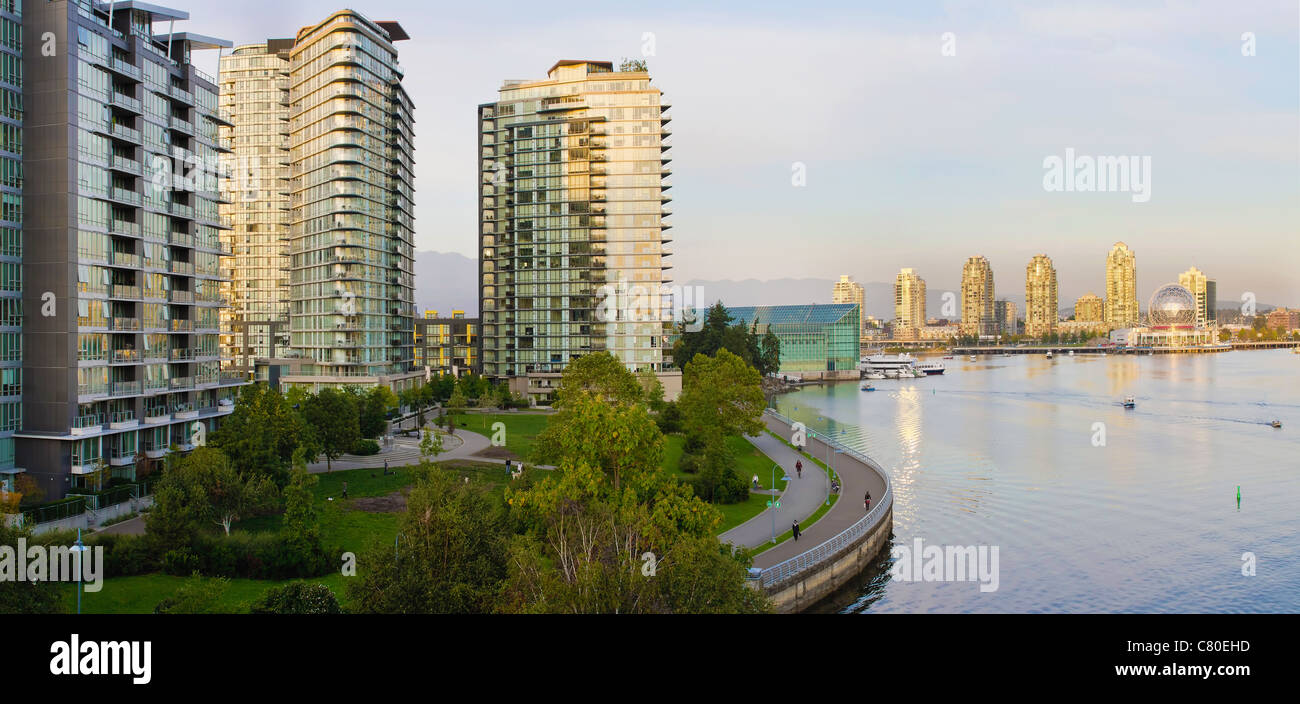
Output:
753 410 893 613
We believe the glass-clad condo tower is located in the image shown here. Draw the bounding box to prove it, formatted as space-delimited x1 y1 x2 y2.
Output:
0 0 19 493
479 60 674 378
284 10 418 392
217 39 293 373
17 0 245 500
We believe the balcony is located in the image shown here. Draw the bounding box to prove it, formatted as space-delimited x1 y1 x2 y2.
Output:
109 284 140 300
110 187 141 206
110 155 142 175
110 122 142 144
170 319 194 332
169 290 194 304
109 58 143 81
169 376 195 391
168 115 195 135
109 410 138 430
169 85 194 105
70 454 102 475
168 347 196 361
72 414 104 436
109 91 142 114
110 317 140 331
110 250 142 268
170 261 195 276
110 220 141 238
110 380 142 397
111 348 139 364
144 407 170 425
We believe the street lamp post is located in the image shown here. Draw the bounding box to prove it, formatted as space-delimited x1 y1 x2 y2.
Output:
71 529 87 615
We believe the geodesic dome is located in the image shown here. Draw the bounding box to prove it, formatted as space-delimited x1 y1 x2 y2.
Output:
1148 284 1197 328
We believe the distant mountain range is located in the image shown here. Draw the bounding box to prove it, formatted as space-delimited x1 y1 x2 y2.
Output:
414 250 479 316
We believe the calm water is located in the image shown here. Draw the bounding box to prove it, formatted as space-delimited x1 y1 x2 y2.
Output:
773 349 1300 613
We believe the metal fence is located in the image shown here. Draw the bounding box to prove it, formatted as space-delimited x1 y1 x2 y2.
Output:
22 481 154 527
753 409 893 590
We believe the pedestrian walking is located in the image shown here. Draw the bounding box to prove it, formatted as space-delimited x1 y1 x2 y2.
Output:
383 459 389 476
864 491 871 511
752 474 759 490
342 481 348 500
796 460 802 478
792 522 801 541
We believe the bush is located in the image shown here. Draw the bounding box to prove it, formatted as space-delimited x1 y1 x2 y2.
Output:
351 439 380 455
162 547 199 576
90 533 157 578
249 582 342 614
655 402 683 434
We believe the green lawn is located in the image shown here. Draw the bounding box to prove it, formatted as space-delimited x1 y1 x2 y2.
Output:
450 412 551 459
235 460 511 555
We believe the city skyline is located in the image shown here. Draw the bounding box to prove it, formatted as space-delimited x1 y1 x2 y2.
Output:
152 0 1300 310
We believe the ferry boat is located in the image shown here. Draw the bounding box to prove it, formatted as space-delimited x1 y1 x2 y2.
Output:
860 353 918 373
915 362 946 375
1123 396 1136 409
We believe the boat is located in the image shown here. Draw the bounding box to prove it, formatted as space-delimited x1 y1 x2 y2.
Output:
908 368 926 378
1271 420 1282 428
1045 350 1054 359
1123 396 1136 409
884 369 900 378
860 383 875 392
860 353 918 373
915 362 946 375
1068 350 1074 356
864 371 886 380
943 355 954 360
968 355 976 362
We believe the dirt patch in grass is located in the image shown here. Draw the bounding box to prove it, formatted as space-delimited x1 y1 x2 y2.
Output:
473 446 519 460
348 488 410 514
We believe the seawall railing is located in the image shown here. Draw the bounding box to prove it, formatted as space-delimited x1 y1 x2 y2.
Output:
753 409 893 591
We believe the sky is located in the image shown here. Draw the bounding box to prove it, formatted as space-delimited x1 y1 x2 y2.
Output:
163 0 1299 306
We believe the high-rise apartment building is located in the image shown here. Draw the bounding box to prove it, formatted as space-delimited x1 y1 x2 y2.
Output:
0 0 18 491
894 268 926 339
995 300 1018 336
1074 293 1104 323
1104 241 1138 327
16 0 245 499
960 256 995 337
1025 254 1059 337
217 39 293 372
831 275 865 342
284 11 418 392
478 60 673 378
1178 266 1217 328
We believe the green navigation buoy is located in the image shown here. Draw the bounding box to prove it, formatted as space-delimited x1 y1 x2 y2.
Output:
1237 485 1241 507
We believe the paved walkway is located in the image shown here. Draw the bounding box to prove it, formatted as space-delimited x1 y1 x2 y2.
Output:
94 514 147 536
306 427 495 473
718 431 829 549
747 414 888 570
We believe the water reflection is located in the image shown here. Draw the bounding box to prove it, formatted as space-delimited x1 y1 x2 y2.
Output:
775 350 1299 613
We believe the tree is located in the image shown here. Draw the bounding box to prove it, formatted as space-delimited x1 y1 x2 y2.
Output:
359 386 397 439
301 387 359 471
211 384 314 486
419 428 444 461
554 352 643 406
445 387 468 436
169 447 278 536
678 349 765 441
0 523 65 614
760 331 781 377
282 453 321 556
345 471 510 614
